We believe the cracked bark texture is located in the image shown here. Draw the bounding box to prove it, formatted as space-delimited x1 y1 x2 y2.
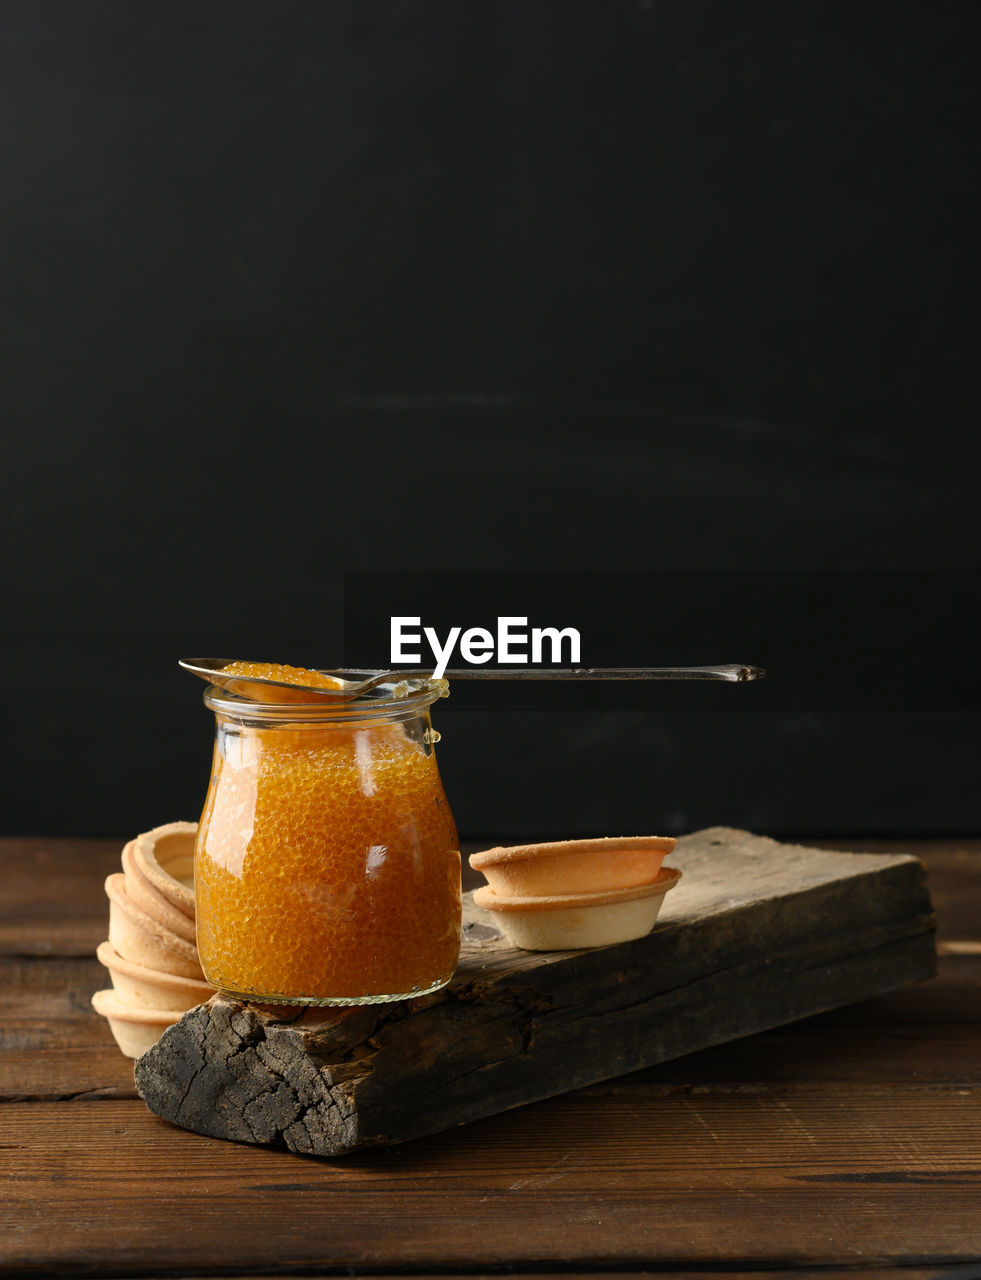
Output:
134 827 937 1157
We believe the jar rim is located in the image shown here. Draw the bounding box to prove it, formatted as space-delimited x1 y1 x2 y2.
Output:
203 678 447 724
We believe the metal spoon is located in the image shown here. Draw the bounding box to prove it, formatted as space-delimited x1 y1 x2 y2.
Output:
179 658 765 702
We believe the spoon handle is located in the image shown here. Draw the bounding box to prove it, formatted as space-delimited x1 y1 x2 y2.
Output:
337 664 765 684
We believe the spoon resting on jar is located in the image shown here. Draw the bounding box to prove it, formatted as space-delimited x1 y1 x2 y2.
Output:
179 658 765 703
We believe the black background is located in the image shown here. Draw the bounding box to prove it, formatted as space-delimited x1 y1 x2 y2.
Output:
1 1 978 839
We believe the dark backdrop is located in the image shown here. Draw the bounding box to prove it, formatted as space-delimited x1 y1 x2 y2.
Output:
1 0 978 838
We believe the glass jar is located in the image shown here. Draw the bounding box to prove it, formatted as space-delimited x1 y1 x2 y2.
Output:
194 679 461 1006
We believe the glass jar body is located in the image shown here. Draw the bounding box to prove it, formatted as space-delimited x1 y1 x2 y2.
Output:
194 690 461 1005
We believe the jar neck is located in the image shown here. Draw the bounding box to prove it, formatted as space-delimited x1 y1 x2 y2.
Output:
203 679 445 728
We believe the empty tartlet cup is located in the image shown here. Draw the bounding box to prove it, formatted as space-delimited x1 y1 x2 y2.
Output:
105 873 205 980
96 941 213 1013
469 835 676 897
120 841 196 943
130 821 197 917
91 987 184 1059
472 866 682 950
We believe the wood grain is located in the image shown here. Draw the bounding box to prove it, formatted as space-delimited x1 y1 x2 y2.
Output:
2 1088 980 1273
87 1275 954 1280
0 837 125 956
0 955 136 1099
0 834 978 1276
2 957 979 1102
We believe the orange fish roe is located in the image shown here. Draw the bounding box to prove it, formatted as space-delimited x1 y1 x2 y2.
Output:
195 689 461 1005
220 660 345 704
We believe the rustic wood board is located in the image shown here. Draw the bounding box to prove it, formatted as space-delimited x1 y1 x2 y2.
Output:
134 827 936 1157
2 836 980 1275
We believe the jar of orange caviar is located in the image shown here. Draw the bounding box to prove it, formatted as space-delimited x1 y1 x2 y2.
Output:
194 678 461 1006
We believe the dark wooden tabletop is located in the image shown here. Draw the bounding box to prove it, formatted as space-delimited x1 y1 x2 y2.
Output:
1 835 979 1278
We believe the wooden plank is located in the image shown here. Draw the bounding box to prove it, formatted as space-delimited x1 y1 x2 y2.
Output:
0 956 136 1099
86 1269 952 1280
0 833 977 1277
0 837 125 956
588 957 981 1095
78 1272 967 1280
1 954 978 1102
1 951 978 1104
0 837 966 1115
3 843 977 1106
807 837 981 946
134 828 936 1156
1 1089 979 1274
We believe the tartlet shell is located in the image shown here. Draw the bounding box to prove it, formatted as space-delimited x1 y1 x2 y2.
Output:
473 866 682 951
96 940 213 1013
131 821 197 917
105 873 205 980
91 987 184 1059
469 835 676 897
120 841 196 943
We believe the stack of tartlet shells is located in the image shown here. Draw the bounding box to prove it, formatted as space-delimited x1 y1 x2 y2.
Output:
470 836 682 951
92 822 214 1058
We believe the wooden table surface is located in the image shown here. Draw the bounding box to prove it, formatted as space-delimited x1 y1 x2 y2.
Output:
1 835 979 1278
